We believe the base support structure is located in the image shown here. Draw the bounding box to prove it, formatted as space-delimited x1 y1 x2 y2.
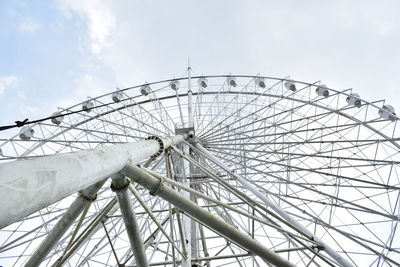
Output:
25 179 106 267
112 174 149 267
121 164 295 267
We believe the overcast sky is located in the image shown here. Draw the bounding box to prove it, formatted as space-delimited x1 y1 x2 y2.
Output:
1 0 400 134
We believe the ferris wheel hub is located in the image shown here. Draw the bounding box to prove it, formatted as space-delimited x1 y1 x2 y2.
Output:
175 126 195 142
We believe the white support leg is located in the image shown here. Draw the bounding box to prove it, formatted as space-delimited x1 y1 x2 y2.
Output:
112 174 149 267
121 164 296 267
0 135 185 228
25 179 106 267
180 143 192 267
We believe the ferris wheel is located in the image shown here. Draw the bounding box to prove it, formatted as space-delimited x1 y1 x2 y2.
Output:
0 71 399 267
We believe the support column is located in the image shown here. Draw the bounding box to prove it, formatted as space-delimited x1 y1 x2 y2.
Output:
194 143 354 267
111 174 148 267
25 179 106 267
189 150 200 266
53 197 119 266
177 143 191 267
0 134 186 228
121 164 295 267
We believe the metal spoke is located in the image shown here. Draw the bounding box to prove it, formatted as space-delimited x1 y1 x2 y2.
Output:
1 75 399 266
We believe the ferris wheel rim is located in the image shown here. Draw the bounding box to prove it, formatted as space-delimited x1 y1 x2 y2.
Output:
0 73 399 266
1 84 399 157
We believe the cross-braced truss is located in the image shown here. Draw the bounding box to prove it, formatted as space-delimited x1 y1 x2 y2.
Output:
0 75 399 266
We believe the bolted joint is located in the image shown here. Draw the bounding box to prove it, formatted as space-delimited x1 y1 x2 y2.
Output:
78 179 106 202
78 191 98 202
111 177 130 192
146 136 164 159
150 176 164 196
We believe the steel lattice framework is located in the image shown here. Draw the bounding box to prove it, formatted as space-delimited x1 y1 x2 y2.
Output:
0 74 399 267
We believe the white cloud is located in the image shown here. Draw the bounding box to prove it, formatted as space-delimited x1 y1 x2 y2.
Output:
58 0 115 55
56 0 151 86
0 75 19 96
54 0 400 111
18 19 41 34
73 73 109 98
50 0 120 112
54 73 110 109
18 104 38 115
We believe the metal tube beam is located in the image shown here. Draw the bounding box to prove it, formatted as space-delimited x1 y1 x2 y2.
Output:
128 214 173 266
180 143 192 267
127 253 253 267
187 66 194 128
198 224 211 267
52 197 119 266
128 184 186 259
121 164 296 267
112 174 149 267
0 135 185 228
194 143 354 267
25 179 106 267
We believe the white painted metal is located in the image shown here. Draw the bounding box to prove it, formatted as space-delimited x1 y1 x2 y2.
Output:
180 143 192 267
81 100 94 112
379 104 396 121
140 85 152 96
112 91 124 103
194 143 354 267
227 76 237 87
315 84 329 97
0 135 185 228
121 164 296 267
1 75 399 266
112 174 149 267
198 77 208 88
170 80 179 90
346 92 362 107
50 112 64 125
187 66 194 128
255 77 266 88
284 81 296 92
19 126 34 140
25 179 106 267
53 198 119 266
